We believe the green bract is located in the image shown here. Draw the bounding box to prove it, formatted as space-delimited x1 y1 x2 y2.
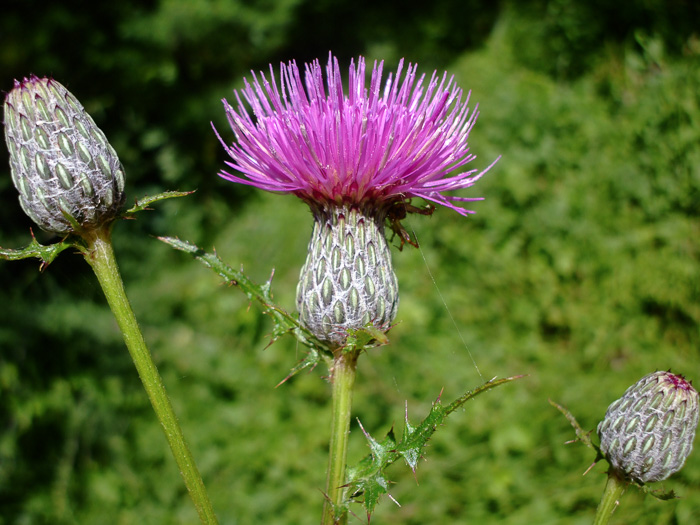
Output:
598 371 699 483
3 75 125 234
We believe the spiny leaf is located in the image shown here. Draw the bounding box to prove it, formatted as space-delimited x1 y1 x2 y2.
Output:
346 375 522 517
395 376 524 471
549 399 599 450
0 230 75 270
159 236 334 370
276 347 322 388
0 191 192 270
399 405 420 473
124 190 195 215
345 422 398 517
345 324 390 351
549 398 610 480
642 485 678 501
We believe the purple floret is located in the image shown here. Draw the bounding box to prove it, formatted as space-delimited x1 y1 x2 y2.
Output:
216 53 497 215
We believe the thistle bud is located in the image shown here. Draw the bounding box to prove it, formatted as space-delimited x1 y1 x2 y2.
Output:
598 371 699 483
296 204 399 347
3 75 125 234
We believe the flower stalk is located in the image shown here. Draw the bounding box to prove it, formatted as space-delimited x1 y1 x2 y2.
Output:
81 226 218 525
215 53 498 521
322 347 360 525
4 75 219 522
593 470 627 525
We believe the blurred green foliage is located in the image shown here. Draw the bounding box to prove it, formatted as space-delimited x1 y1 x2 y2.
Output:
1 1 699 523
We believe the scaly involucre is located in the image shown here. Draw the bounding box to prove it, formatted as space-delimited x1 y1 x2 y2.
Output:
4 75 125 234
598 371 699 483
217 54 496 215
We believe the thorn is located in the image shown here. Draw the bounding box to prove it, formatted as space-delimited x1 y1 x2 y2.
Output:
318 487 334 506
357 418 371 440
262 335 276 351
275 370 295 389
387 493 401 508
346 508 362 524
435 387 445 404
582 460 598 476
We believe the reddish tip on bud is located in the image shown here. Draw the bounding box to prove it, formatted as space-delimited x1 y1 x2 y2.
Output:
3 75 126 234
598 371 699 483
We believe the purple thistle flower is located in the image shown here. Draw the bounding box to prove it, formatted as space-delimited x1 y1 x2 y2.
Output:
216 54 497 347
216 53 497 215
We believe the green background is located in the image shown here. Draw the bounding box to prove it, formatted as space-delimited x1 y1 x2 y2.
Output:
1 1 699 523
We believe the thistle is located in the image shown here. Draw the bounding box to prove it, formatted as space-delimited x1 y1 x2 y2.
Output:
3 75 125 235
217 53 497 347
598 370 699 484
2 77 217 523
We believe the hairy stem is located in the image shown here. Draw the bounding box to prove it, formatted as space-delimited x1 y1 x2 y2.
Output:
83 226 218 524
322 348 360 525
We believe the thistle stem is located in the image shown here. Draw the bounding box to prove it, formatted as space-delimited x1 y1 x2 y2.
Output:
593 471 627 525
82 226 218 524
322 348 359 525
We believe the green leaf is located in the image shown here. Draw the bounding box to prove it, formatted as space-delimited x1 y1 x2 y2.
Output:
642 485 678 501
276 346 323 388
0 230 75 270
159 236 334 369
124 190 195 215
549 399 599 449
0 191 194 270
345 422 398 517
344 324 390 351
347 375 523 517
549 399 604 463
549 398 609 481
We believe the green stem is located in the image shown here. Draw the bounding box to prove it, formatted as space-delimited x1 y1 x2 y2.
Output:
322 348 359 525
593 470 628 525
82 227 218 524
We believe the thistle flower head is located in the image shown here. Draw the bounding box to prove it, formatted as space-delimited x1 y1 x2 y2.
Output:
598 371 699 484
4 75 125 235
216 53 496 215
216 54 496 346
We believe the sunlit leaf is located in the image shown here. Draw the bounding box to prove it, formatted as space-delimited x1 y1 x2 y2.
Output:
0 231 75 270
346 376 523 517
159 236 334 374
124 190 195 215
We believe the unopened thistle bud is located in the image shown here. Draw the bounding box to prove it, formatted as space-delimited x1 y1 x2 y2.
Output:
598 371 699 483
3 75 126 235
